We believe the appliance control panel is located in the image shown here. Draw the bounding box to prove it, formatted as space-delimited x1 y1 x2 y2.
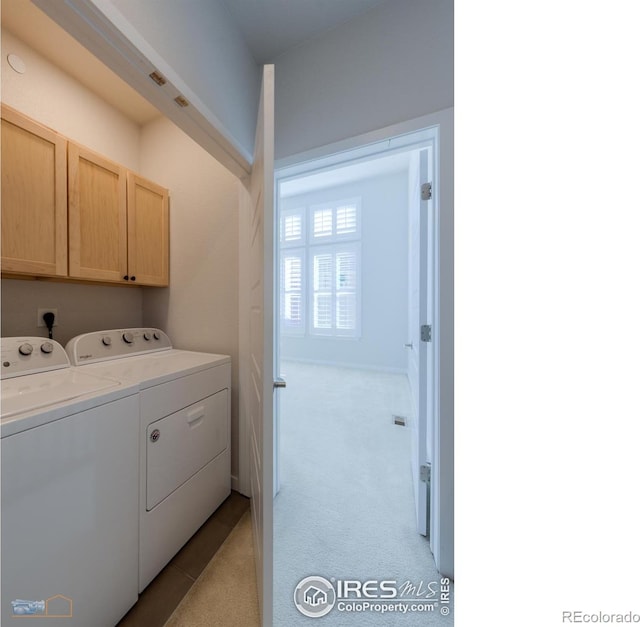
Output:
65 328 172 365
1 337 70 379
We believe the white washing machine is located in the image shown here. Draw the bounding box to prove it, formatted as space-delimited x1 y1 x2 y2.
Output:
1 337 139 625
65 328 231 591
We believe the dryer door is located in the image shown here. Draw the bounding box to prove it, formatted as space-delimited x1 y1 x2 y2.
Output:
146 389 228 510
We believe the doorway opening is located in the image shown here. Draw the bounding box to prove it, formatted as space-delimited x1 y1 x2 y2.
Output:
273 126 448 624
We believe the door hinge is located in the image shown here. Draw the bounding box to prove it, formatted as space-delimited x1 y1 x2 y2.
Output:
421 182 432 201
420 463 431 483
421 324 432 342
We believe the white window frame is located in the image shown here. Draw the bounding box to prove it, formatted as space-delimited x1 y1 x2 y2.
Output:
280 206 306 248
279 197 362 339
280 248 305 335
309 197 361 244
309 242 361 338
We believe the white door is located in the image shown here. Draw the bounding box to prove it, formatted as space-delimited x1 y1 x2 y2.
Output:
408 145 436 537
240 65 275 627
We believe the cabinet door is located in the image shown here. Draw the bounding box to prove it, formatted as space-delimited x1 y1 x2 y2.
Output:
127 172 169 286
68 143 128 282
1 105 67 276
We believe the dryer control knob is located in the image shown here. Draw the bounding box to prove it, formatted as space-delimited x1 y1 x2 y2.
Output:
153 332 160 340
122 332 134 344
18 343 33 356
102 336 112 346
40 341 54 354
143 332 151 341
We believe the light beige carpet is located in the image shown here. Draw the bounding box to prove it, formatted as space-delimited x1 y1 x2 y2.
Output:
164 511 259 627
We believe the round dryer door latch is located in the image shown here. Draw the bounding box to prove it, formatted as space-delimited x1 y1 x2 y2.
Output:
150 429 160 443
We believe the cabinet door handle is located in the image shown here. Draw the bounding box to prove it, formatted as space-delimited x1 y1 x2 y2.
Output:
123 275 129 281
130 276 136 281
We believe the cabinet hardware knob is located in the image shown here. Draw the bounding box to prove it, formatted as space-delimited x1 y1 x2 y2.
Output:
123 275 129 280
130 276 136 281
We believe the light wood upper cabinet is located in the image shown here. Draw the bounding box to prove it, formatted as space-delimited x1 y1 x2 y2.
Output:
1 108 169 287
68 143 128 282
1 105 68 277
69 148 170 286
127 173 169 286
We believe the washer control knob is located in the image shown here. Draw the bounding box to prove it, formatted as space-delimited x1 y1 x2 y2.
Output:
143 332 151 341
153 332 160 340
40 341 54 354
122 332 134 344
102 336 112 346
150 429 160 443
18 343 33 356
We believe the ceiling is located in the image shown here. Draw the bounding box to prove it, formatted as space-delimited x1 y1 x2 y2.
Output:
220 0 387 63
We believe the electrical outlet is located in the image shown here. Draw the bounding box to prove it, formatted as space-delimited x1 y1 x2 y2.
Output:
37 308 58 327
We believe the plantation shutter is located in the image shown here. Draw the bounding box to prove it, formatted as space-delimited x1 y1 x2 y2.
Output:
336 250 357 331
281 251 304 333
313 252 333 331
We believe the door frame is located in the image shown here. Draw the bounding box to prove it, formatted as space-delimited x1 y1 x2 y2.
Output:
408 141 436 538
273 107 453 577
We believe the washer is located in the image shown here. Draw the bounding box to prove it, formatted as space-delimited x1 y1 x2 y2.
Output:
1 337 139 626
65 328 231 591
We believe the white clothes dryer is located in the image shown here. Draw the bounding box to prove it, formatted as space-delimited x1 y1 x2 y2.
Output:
65 328 231 591
1 337 139 626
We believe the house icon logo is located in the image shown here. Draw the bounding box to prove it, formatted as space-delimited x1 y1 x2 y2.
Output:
11 594 73 618
45 595 73 617
294 576 336 618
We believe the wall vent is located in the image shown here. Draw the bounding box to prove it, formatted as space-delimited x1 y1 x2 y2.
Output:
392 415 407 427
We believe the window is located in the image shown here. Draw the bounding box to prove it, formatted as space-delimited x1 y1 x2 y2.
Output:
281 214 303 244
280 207 306 335
311 244 360 336
279 198 361 338
310 199 361 243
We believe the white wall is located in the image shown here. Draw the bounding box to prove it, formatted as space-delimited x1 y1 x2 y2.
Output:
1 28 140 169
109 0 260 161
280 171 409 372
1 28 144 341
274 0 454 160
0 280 143 346
138 116 242 484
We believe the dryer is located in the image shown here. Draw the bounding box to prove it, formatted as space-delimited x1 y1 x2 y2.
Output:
66 328 231 591
1 337 139 625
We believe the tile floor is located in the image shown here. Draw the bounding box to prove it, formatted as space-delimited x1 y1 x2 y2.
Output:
117 491 250 627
